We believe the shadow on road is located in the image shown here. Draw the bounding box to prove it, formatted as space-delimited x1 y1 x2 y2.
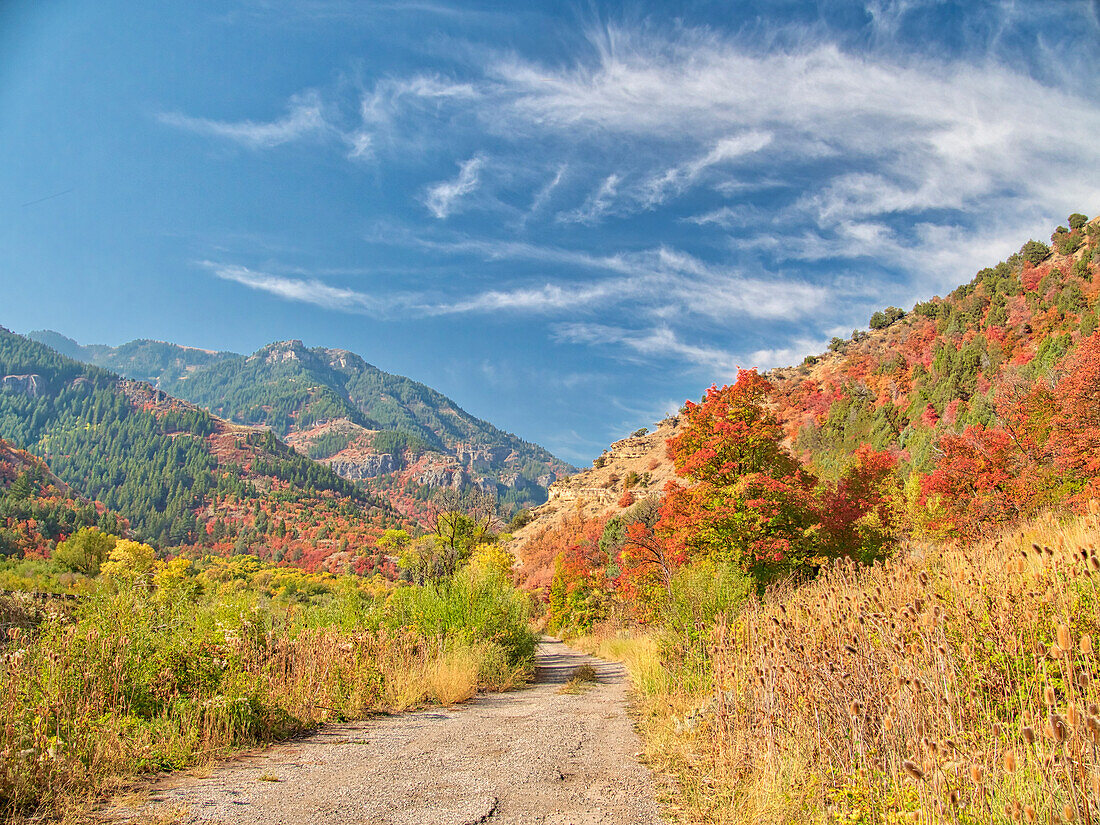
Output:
533 639 624 685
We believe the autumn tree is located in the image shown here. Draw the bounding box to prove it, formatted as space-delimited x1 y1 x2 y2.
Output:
668 371 799 484
658 371 823 583
818 445 899 562
53 526 117 576
1050 330 1100 499
920 425 1025 538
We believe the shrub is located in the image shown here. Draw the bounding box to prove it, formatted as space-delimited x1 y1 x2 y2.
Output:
1068 212 1088 231
912 300 939 318
1055 231 1083 256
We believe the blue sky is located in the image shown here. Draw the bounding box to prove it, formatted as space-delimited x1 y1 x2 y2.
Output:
2 1 1099 463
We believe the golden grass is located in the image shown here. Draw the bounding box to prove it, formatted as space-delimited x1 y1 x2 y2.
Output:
427 648 480 706
581 511 1100 824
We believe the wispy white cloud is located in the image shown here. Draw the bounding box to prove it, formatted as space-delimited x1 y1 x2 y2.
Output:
558 174 620 225
640 131 772 207
205 262 386 313
361 75 480 125
160 92 328 149
400 234 830 321
527 164 567 216
683 204 761 229
554 323 741 373
424 155 485 219
185 17 1100 376
483 26 1100 236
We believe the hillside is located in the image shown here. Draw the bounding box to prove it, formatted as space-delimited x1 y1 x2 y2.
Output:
511 420 682 590
769 215 1099 469
0 328 400 570
27 334 574 513
0 437 127 561
513 213 1100 591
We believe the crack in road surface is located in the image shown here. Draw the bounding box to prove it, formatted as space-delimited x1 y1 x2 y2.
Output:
105 639 664 824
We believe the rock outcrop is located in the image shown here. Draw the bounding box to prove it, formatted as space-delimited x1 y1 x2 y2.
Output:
326 453 398 480
1 374 41 398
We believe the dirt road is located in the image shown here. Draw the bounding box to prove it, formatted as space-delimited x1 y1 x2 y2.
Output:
107 639 664 824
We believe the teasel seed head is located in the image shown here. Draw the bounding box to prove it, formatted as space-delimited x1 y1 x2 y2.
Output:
1067 703 1081 728
1049 713 1068 744
1058 624 1072 651
902 760 925 781
1003 750 1017 773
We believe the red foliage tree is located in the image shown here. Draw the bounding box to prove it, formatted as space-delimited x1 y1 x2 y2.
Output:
920 425 1027 537
668 370 798 485
1050 331 1100 498
818 445 898 561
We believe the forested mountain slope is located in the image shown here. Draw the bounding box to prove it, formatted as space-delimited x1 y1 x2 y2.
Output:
0 437 127 561
25 331 234 384
766 214 1100 531
27 334 573 514
770 215 1098 467
0 328 399 568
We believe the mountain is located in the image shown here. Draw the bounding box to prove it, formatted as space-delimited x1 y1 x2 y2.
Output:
512 212 1100 587
26 334 575 514
0 327 401 570
26 331 235 384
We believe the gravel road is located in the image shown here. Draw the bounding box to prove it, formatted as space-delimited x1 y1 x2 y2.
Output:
104 638 664 824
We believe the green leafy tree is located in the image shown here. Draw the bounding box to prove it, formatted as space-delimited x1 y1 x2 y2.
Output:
1021 240 1051 265
53 527 118 576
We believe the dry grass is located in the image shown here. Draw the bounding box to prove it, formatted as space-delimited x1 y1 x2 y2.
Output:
578 511 1100 823
427 648 481 706
701 509 1100 823
0 611 530 819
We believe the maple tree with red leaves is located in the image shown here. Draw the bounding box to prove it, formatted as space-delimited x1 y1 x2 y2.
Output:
668 370 799 485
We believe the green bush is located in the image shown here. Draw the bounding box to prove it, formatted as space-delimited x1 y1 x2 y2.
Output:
660 558 751 668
